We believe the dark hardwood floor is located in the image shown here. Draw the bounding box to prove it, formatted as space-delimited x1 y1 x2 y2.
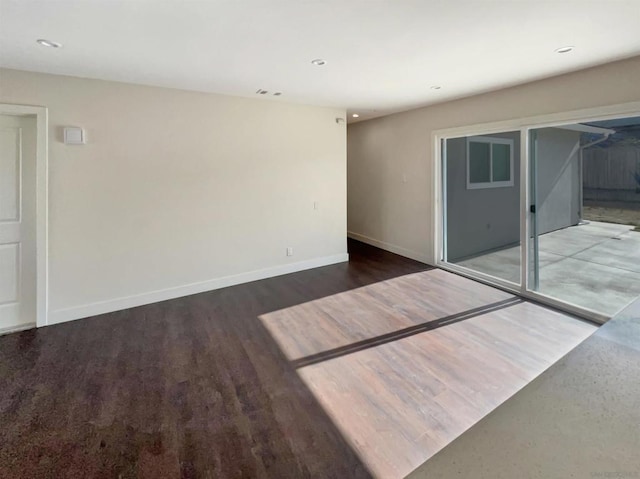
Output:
0 241 427 479
0 240 596 478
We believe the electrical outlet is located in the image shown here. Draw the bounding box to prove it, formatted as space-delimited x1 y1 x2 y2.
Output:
286 247 294 256
314 201 319 210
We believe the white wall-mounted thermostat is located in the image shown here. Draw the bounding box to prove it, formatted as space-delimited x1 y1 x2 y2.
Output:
64 127 86 145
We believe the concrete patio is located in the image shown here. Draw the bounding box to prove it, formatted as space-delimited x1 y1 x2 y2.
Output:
456 221 640 317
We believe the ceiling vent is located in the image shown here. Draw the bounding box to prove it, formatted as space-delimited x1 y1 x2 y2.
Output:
256 89 282 96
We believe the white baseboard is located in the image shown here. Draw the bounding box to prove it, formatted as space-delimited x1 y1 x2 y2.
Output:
0 322 36 336
347 231 431 264
47 253 349 326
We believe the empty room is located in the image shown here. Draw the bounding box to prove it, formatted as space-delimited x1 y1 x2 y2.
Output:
1 1 639 478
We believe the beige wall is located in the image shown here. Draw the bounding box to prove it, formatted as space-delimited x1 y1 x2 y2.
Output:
0 68 347 324
347 56 640 264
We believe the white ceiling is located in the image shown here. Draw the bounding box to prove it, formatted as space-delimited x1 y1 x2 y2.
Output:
1 0 640 122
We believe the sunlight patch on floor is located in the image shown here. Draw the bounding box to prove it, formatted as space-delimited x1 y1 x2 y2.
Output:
259 269 596 478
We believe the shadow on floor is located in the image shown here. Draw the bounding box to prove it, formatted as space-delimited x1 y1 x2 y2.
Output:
292 297 523 368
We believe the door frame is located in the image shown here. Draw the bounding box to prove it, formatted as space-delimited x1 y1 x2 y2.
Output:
0 104 49 328
432 100 640 324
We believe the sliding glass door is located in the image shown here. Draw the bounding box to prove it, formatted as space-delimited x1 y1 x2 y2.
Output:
439 112 640 321
529 119 640 317
442 131 521 286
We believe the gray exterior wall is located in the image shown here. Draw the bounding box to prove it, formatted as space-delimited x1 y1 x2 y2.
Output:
446 128 580 262
446 131 520 261
535 128 581 235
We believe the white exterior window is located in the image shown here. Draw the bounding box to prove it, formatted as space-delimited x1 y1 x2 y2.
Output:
466 136 514 189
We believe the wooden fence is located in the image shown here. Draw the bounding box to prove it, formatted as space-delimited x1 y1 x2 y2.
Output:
583 146 640 191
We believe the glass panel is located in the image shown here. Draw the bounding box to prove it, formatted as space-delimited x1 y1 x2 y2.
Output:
444 131 521 284
469 141 491 183
492 143 511 182
529 117 640 317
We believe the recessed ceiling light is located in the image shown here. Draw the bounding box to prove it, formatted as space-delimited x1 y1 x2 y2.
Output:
430 85 442 90
352 114 360 118
36 39 61 48
555 46 574 54
311 59 327 66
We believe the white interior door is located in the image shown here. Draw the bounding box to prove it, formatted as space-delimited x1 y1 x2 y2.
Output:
0 114 37 332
